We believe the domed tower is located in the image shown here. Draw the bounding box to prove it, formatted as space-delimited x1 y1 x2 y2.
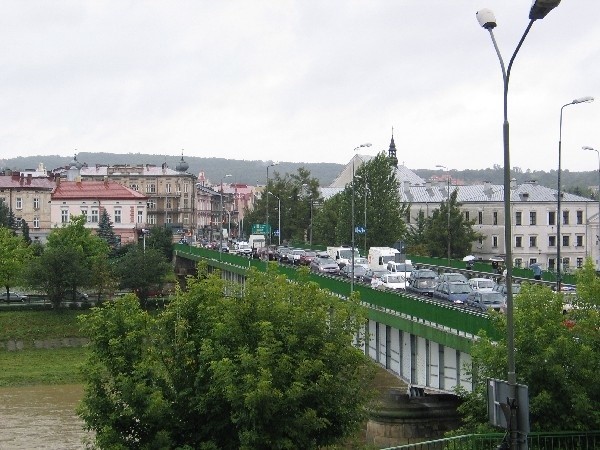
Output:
175 151 189 173
66 153 83 181
388 128 398 168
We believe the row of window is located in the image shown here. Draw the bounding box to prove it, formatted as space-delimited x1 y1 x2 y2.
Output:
463 210 584 226
514 257 584 270
487 234 585 248
129 182 190 194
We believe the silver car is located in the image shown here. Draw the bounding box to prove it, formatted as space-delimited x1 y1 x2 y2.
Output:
0 291 28 303
310 256 340 275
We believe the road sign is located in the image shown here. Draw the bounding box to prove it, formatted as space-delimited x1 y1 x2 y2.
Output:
274 230 280 236
355 226 366 234
252 224 271 235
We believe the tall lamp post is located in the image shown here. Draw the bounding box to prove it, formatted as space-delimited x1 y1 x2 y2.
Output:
557 98 594 290
436 164 451 263
351 143 371 294
268 191 281 246
219 174 232 259
266 162 279 245
582 146 600 270
364 185 369 255
476 3 561 449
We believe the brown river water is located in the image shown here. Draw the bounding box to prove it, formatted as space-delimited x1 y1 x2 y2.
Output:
0 384 91 449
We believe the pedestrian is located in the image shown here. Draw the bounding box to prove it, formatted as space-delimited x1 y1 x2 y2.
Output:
531 263 542 280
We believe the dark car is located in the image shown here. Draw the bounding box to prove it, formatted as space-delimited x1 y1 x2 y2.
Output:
278 246 293 263
466 291 505 312
406 269 438 297
438 272 468 284
309 256 340 275
433 281 472 304
340 264 367 280
289 249 306 265
360 268 389 285
298 251 317 266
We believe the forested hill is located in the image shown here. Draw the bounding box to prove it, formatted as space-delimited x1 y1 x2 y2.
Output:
1 153 597 195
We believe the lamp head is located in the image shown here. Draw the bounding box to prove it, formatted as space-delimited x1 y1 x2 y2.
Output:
476 9 496 29
529 0 561 20
582 146 596 151
572 96 594 104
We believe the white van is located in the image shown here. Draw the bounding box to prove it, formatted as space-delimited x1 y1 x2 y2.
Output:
368 247 400 269
468 278 495 292
386 260 414 279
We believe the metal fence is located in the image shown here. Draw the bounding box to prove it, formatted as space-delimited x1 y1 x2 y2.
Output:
381 431 600 450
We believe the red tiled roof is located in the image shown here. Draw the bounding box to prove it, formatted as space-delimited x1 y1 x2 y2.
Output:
52 181 148 200
0 175 56 189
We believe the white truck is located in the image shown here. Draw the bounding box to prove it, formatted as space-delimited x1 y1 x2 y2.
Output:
368 247 401 269
248 234 266 252
326 246 360 268
233 241 252 256
386 260 414 279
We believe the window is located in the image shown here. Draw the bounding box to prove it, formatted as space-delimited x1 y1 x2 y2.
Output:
184 198 189 209
529 211 536 225
176 184 181 194
478 211 483 225
515 211 522 226
114 209 122 224
91 209 99 223
166 214 172 224
577 257 584 268
548 211 556 225
492 235 498 248
61 209 69 224
514 258 522 268
147 214 156 225
166 183 172 194
577 210 583 225
529 236 537 247
562 235 570 247
130 184 138 191
465 211 470 221
147 199 156 209
137 210 144 224
515 236 522 248
146 183 156 194
33 197 39 209
563 210 569 225
80 208 88 221
166 198 172 209
529 258 537 266
493 211 498 225
562 257 570 271
576 235 583 247
184 183 189 194
549 235 556 247
548 258 555 270
183 214 189 225
15 217 22 227
33 216 40 229
16 197 22 210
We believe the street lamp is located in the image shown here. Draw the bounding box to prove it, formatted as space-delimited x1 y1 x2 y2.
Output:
557 97 594 290
364 185 369 255
219 174 232 259
266 162 279 245
436 164 451 264
351 143 371 293
582 146 600 270
477 2 560 449
268 191 281 246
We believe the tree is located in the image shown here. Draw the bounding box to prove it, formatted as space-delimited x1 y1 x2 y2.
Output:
0 201 16 229
423 189 483 259
20 220 31 245
114 246 171 302
335 152 408 248
456 260 600 433
97 209 119 253
0 227 32 299
26 215 110 308
312 192 343 246
78 266 375 449
405 209 429 256
145 226 174 261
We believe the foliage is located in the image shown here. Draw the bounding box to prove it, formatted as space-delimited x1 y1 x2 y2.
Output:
423 189 483 259
97 209 119 253
113 246 172 301
0 200 16 229
145 226 174 261
20 220 31 244
334 152 408 248
26 215 110 308
312 192 343 246
0 226 32 296
78 266 374 449
405 209 429 255
456 264 600 433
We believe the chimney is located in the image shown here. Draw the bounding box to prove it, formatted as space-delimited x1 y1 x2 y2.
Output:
510 178 517 190
27 173 32 185
56 177 61 187
103 176 109 187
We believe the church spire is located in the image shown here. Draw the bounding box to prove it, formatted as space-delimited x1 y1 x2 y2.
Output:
388 127 398 168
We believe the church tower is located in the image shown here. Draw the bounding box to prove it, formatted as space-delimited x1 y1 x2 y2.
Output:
388 128 398 168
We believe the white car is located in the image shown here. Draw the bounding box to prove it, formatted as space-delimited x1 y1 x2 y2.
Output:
373 273 407 291
0 291 28 302
468 278 495 292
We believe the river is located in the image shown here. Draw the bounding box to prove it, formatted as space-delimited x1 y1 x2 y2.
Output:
0 384 91 449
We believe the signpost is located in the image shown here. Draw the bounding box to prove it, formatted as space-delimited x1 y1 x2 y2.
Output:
252 224 271 235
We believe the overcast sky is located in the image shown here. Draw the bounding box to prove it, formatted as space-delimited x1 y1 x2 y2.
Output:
1 1 598 172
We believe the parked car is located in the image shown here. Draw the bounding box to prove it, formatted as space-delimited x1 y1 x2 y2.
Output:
493 283 521 300
466 291 505 312
339 264 367 280
373 273 407 291
406 269 438 297
278 246 293 263
353 257 369 269
468 277 496 292
360 268 389 285
0 291 28 303
433 281 472 304
290 249 306 265
309 256 340 275
438 272 468 284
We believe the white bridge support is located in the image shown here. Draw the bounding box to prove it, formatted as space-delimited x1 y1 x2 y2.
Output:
361 318 473 394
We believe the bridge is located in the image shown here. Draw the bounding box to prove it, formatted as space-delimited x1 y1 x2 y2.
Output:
173 243 521 396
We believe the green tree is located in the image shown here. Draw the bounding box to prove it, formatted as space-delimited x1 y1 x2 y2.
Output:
456 261 600 433
114 246 171 302
312 192 343 246
20 220 31 245
0 201 16 229
0 227 32 299
145 226 174 261
78 266 374 449
97 209 119 253
424 189 483 259
335 152 408 248
26 215 110 308
405 209 429 256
